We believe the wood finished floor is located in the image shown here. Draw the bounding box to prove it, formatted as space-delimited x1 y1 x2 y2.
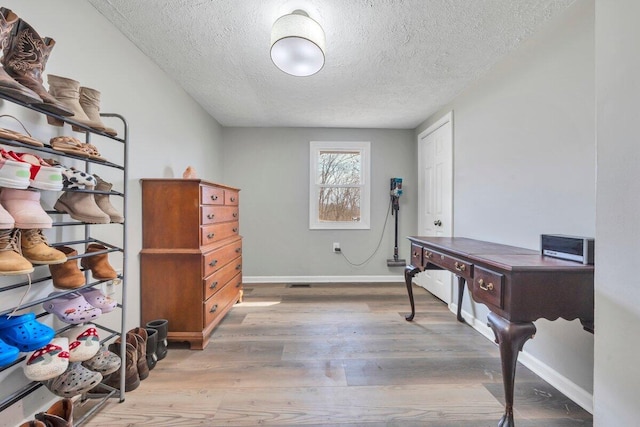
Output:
79 283 592 426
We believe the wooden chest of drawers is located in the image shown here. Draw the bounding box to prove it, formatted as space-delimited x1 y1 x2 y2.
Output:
140 179 242 350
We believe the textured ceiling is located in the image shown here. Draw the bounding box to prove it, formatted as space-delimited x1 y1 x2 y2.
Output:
89 0 575 129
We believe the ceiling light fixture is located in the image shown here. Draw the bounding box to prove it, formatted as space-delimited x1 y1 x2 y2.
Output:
270 9 325 77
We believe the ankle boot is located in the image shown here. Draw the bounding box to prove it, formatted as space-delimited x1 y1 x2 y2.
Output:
53 186 110 224
79 87 117 136
0 228 33 275
1 19 72 116
94 175 124 223
20 228 66 265
129 328 149 380
46 75 106 132
145 319 168 361
0 8 42 105
0 188 52 229
19 422 46 427
80 243 117 279
34 397 73 427
103 334 139 392
144 327 158 370
48 246 85 289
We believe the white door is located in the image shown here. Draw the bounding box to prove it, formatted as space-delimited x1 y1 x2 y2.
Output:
414 112 453 303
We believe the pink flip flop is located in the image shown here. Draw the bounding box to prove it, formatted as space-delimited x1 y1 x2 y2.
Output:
42 292 102 325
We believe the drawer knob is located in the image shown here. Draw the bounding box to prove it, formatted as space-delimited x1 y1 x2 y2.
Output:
233 212 238 218
236 264 242 270
235 247 242 253
425 251 432 258
207 233 214 239
440 255 444 260
209 281 218 289
211 195 218 201
233 227 238 233
235 282 241 288
478 279 494 291
230 196 236 202
209 260 218 267
454 262 466 272
413 251 419 257
207 213 215 219
210 304 218 313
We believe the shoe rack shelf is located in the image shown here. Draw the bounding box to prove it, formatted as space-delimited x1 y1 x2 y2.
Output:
0 92 129 425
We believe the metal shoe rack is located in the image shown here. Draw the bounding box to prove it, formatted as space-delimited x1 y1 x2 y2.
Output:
0 92 128 425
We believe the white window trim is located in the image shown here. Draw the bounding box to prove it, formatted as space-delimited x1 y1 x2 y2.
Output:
309 141 371 230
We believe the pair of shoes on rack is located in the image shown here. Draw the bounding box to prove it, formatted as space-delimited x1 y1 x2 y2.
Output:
48 243 119 289
19 397 73 427
0 188 54 229
49 136 107 162
42 287 117 325
0 312 55 353
0 8 72 116
0 115 44 147
53 175 123 224
0 149 62 191
47 75 117 136
0 228 66 276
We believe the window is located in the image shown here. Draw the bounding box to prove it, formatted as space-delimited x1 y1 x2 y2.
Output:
309 141 370 229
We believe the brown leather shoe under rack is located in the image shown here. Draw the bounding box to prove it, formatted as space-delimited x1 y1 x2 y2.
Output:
0 91 129 426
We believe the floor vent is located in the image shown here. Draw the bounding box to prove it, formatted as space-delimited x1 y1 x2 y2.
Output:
287 283 311 288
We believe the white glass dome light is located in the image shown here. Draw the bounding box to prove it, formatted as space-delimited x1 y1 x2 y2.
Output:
270 10 325 77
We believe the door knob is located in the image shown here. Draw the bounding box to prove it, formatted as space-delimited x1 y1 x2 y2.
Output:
434 220 442 226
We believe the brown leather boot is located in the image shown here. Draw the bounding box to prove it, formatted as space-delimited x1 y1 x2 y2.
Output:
103 334 139 392
0 8 42 105
79 87 118 136
20 228 67 265
129 328 149 380
47 75 106 132
1 18 72 116
80 243 117 279
34 397 73 427
48 246 85 289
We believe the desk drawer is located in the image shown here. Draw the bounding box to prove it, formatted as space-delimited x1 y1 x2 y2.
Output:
201 206 240 225
204 257 243 300
424 249 473 281
201 186 224 205
411 243 423 267
204 276 241 328
201 222 240 245
472 266 504 309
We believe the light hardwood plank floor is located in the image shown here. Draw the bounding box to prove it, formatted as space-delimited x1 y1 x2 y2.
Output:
78 283 592 426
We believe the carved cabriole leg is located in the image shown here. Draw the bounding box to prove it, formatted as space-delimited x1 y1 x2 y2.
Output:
456 275 466 323
404 265 421 321
487 312 537 427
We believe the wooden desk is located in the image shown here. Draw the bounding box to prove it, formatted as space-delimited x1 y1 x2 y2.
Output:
404 237 594 427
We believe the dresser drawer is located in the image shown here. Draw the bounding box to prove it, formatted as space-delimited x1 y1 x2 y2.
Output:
424 248 473 281
225 190 239 206
472 266 504 309
204 274 242 327
201 206 239 225
202 240 242 277
201 221 240 245
201 186 224 205
204 257 243 300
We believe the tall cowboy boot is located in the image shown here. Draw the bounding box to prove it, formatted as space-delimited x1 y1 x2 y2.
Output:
1 18 72 116
102 334 140 392
0 8 42 105
94 175 124 223
129 328 149 380
34 397 73 427
79 87 117 136
46 75 106 131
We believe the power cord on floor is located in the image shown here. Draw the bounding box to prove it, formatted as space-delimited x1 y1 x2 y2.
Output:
339 198 392 267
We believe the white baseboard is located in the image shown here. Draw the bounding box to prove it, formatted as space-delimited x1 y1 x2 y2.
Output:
450 304 593 414
243 275 404 284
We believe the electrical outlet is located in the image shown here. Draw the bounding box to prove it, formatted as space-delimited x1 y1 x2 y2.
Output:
333 242 341 253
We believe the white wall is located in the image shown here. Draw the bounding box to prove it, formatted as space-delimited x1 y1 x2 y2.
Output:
0 1 223 424
222 127 417 281
416 0 595 410
594 0 640 424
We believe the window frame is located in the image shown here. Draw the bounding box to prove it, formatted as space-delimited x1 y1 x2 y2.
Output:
309 141 371 230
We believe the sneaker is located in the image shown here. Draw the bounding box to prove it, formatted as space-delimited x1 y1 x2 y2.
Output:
0 229 34 275
0 149 30 189
5 151 63 191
